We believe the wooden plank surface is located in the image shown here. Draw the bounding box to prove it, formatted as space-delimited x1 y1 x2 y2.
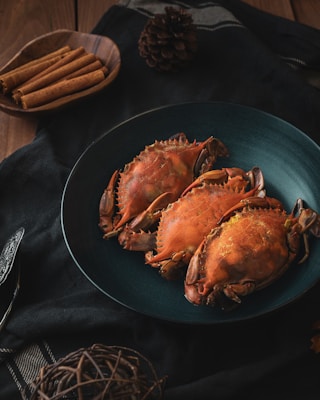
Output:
77 0 117 32
0 0 75 63
291 0 320 29
0 0 319 162
241 0 295 20
242 0 320 29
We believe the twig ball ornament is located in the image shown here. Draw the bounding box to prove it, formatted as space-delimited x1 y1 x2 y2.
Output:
26 344 166 399
138 6 197 72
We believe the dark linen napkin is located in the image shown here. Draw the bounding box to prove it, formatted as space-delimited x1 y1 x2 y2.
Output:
1 1 320 398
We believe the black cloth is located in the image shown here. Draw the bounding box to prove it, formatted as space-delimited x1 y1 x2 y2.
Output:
1 0 320 398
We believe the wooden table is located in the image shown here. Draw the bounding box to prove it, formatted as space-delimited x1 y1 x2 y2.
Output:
0 0 319 162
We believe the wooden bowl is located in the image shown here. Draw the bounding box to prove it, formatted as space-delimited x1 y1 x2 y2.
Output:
0 29 121 116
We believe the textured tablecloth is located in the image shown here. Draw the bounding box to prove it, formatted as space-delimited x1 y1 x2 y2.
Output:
1 1 320 398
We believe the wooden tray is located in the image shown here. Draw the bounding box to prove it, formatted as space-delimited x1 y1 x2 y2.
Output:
0 29 121 116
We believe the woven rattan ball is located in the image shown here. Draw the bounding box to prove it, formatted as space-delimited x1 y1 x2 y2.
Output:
26 344 166 399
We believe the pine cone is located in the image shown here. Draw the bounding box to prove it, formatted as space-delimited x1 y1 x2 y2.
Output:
138 6 197 72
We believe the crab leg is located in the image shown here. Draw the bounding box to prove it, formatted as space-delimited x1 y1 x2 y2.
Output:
222 282 256 304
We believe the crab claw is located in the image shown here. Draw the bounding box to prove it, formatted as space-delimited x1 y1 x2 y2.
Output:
184 239 205 305
290 198 320 264
127 192 174 232
118 227 156 252
217 196 283 225
99 170 119 235
181 166 264 197
158 251 188 280
181 168 232 195
294 198 320 237
247 166 265 191
194 137 229 175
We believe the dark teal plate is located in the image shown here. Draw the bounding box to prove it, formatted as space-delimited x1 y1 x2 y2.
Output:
61 102 320 324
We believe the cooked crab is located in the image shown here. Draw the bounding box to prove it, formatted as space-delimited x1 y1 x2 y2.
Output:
119 166 265 279
99 133 228 239
184 197 320 308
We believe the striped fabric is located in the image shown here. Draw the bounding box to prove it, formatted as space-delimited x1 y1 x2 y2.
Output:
120 0 245 31
5 341 56 399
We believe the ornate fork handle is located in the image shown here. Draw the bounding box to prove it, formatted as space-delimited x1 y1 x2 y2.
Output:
0 227 25 332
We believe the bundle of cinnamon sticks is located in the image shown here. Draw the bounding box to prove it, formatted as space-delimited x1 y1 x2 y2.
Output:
0 45 109 109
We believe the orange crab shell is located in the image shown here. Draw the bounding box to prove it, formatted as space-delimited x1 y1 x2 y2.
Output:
184 199 301 307
114 134 228 229
146 171 261 278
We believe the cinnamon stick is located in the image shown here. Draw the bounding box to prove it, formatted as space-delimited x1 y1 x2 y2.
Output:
0 45 71 79
20 69 105 109
59 59 106 81
0 56 63 94
18 46 86 85
13 52 98 103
